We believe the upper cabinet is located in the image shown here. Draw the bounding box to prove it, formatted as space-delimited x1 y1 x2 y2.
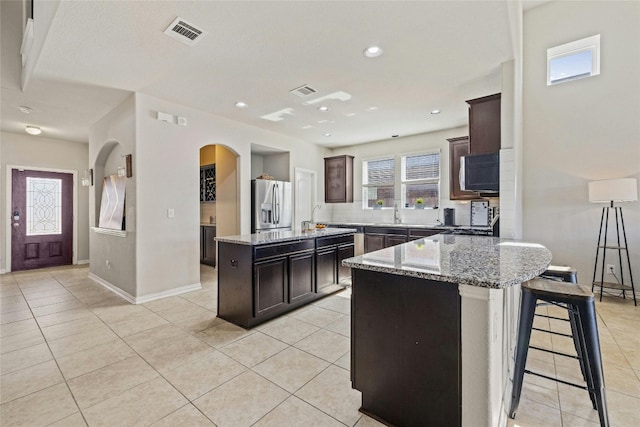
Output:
448 137 479 200
467 93 501 155
324 155 354 203
200 164 216 202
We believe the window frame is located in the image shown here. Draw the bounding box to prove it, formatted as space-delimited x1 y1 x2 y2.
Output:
547 34 600 86
362 155 396 209
400 149 441 209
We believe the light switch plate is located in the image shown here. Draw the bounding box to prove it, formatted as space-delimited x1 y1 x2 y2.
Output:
167 208 175 218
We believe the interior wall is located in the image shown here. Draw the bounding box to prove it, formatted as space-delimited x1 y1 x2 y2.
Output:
328 126 478 226
89 95 137 296
0 131 90 271
133 93 328 298
251 154 264 179
200 145 216 166
263 153 290 181
215 145 238 237
523 1 640 284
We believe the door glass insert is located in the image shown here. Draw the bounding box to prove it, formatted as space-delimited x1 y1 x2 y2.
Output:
26 177 62 236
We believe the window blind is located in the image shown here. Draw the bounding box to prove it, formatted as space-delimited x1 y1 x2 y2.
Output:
365 158 395 185
404 153 439 181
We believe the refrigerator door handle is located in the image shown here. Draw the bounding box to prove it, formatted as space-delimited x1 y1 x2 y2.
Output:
272 184 278 224
275 183 280 224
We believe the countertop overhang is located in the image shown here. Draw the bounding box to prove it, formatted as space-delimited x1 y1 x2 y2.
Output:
342 234 551 289
215 227 356 246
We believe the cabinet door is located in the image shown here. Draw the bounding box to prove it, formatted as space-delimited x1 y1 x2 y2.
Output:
386 235 408 248
254 257 288 318
289 251 315 304
467 94 501 155
316 247 338 291
201 227 217 266
337 244 355 283
325 155 354 203
448 137 479 201
364 234 385 253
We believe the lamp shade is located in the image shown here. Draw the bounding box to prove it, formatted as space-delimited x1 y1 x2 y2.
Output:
588 178 638 203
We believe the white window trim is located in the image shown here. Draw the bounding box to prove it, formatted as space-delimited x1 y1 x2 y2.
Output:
400 149 441 209
362 155 396 210
547 34 600 86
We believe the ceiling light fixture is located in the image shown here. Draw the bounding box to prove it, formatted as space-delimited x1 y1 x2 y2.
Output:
366 106 378 112
430 109 441 115
324 133 331 137
317 106 329 112
25 125 41 135
18 106 33 114
235 101 248 108
364 46 384 58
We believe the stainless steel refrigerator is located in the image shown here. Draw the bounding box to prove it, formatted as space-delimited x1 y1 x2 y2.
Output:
251 179 292 233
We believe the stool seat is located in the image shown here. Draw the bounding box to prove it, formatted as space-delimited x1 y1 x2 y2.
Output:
510 278 609 427
524 278 593 300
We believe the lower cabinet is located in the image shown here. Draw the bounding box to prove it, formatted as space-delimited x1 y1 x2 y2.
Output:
364 227 408 253
217 233 355 329
200 226 216 266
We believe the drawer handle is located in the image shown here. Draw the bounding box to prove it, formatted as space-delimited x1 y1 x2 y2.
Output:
230 259 238 268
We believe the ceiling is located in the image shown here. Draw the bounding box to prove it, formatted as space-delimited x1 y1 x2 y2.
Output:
1 1 534 147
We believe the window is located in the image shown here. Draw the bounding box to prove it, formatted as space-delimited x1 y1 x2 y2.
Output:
26 177 62 236
547 34 600 85
362 157 395 208
401 151 440 208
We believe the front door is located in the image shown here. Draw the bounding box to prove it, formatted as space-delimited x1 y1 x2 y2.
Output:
11 169 73 271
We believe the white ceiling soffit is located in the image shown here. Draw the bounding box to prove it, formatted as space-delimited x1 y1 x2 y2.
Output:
24 1 513 146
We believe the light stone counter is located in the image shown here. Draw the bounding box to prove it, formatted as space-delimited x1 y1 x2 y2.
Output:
215 227 356 246
342 234 551 289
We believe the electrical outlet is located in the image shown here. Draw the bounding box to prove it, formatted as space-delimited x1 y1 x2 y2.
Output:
606 264 615 274
106 260 112 270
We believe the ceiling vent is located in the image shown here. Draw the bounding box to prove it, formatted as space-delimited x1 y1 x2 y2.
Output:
164 17 207 46
290 84 317 98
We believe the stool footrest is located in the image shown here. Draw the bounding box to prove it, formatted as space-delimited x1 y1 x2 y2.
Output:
531 327 574 339
534 313 570 322
525 369 587 390
529 345 580 360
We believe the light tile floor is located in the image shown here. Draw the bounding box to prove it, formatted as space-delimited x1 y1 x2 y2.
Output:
0 265 638 426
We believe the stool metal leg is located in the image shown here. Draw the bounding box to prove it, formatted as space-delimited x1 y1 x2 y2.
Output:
509 289 537 419
576 300 609 427
568 305 597 409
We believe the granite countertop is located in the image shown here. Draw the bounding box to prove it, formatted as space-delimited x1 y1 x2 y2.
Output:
200 223 217 227
215 227 357 246
342 234 551 289
324 221 492 232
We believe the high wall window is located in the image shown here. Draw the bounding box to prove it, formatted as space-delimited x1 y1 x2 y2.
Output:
401 151 440 208
362 157 395 208
547 34 600 85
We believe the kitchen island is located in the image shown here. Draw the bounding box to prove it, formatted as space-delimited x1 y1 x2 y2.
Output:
216 228 355 328
342 234 552 427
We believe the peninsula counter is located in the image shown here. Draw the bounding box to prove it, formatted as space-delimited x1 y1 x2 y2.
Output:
342 234 552 427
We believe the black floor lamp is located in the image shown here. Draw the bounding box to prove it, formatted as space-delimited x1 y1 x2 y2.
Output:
589 178 637 306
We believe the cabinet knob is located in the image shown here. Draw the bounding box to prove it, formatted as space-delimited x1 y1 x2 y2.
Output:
230 259 238 268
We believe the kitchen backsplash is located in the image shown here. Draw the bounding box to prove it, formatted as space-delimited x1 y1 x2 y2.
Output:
200 203 216 224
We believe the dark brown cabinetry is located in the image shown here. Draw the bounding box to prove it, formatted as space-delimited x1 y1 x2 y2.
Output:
217 232 354 328
364 227 442 253
324 155 354 203
200 225 216 266
200 164 216 202
448 137 480 201
467 93 501 155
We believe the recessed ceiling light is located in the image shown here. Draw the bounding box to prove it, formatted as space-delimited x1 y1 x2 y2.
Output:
302 125 313 129
25 125 41 135
345 112 356 117
235 101 248 108
430 109 441 115
324 133 331 137
366 106 378 112
317 106 329 112
18 106 32 114
363 46 384 58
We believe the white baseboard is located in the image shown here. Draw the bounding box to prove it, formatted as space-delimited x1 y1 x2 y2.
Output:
77 259 90 265
87 273 202 305
0 268 6 275
88 273 136 304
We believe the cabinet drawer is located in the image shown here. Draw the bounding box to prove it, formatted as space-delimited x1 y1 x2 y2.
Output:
254 240 315 260
408 229 440 238
364 227 408 236
316 234 354 248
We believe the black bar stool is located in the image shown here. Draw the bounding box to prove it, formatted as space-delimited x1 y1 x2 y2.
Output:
509 278 609 427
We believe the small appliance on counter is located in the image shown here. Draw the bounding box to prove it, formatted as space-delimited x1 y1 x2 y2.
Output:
444 208 455 226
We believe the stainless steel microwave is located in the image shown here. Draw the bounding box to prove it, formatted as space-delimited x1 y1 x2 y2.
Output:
460 152 499 193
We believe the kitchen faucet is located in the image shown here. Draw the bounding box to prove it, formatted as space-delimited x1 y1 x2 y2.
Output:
393 203 401 224
311 204 321 222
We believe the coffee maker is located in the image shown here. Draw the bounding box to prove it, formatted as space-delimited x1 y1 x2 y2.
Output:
443 208 455 226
